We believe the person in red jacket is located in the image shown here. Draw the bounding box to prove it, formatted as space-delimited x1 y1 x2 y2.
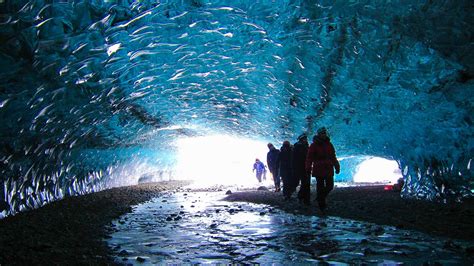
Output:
305 127 340 212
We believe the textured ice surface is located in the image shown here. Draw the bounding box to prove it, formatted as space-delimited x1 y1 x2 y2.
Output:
0 1 473 216
107 191 474 264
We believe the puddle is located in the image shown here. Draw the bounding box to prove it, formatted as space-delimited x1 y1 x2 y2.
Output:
107 191 473 264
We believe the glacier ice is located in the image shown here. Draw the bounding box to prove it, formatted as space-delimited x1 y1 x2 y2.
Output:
0 0 473 217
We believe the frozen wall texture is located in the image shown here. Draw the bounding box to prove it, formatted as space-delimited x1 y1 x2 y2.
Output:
0 0 473 217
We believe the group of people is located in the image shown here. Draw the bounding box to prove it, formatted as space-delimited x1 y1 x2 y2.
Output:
253 127 340 212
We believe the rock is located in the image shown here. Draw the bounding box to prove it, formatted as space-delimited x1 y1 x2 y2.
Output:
363 247 375 256
136 256 146 262
373 226 384 235
226 190 232 195
118 250 129 256
257 186 268 191
259 212 266 216
443 240 454 249
465 246 474 255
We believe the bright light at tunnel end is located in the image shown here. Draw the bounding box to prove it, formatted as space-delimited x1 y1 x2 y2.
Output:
353 157 401 184
174 134 270 188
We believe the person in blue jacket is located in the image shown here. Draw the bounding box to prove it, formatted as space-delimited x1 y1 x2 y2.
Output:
252 158 266 183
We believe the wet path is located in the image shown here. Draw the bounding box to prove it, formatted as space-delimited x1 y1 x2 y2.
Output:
107 191 473 264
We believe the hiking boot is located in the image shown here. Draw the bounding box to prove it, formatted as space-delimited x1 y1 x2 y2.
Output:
320 208 327 216
318 199 326 211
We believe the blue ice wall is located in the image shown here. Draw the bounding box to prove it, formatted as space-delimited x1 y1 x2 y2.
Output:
0 0 473 216
335 156 367 183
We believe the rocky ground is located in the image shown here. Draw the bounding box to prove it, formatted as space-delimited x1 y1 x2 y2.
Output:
0 182 473 265
225 185 474 241
0 181 191 265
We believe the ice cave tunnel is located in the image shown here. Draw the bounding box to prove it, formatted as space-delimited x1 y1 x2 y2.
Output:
0 0 473 218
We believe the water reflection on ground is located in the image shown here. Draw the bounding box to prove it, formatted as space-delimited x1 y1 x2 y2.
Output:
107 191 472 265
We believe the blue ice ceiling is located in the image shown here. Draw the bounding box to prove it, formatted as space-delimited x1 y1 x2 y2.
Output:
0 0 473 216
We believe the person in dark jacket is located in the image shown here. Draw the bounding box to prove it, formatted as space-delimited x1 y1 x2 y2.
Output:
305 127 340 212
277 140 294 200
252 158 266 183
267 143 280 192
293 134 310 205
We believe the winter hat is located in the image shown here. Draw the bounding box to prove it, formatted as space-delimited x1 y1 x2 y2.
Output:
317 127 328 135
297 133 307 141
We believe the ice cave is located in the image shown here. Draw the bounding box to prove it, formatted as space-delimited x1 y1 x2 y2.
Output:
0 0 473 264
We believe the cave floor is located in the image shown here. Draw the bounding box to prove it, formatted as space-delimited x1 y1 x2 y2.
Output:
108 187 474 265
0 181 473 265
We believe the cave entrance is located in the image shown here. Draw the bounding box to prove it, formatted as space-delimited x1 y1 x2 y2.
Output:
175 134 269 187
353 157 401 184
